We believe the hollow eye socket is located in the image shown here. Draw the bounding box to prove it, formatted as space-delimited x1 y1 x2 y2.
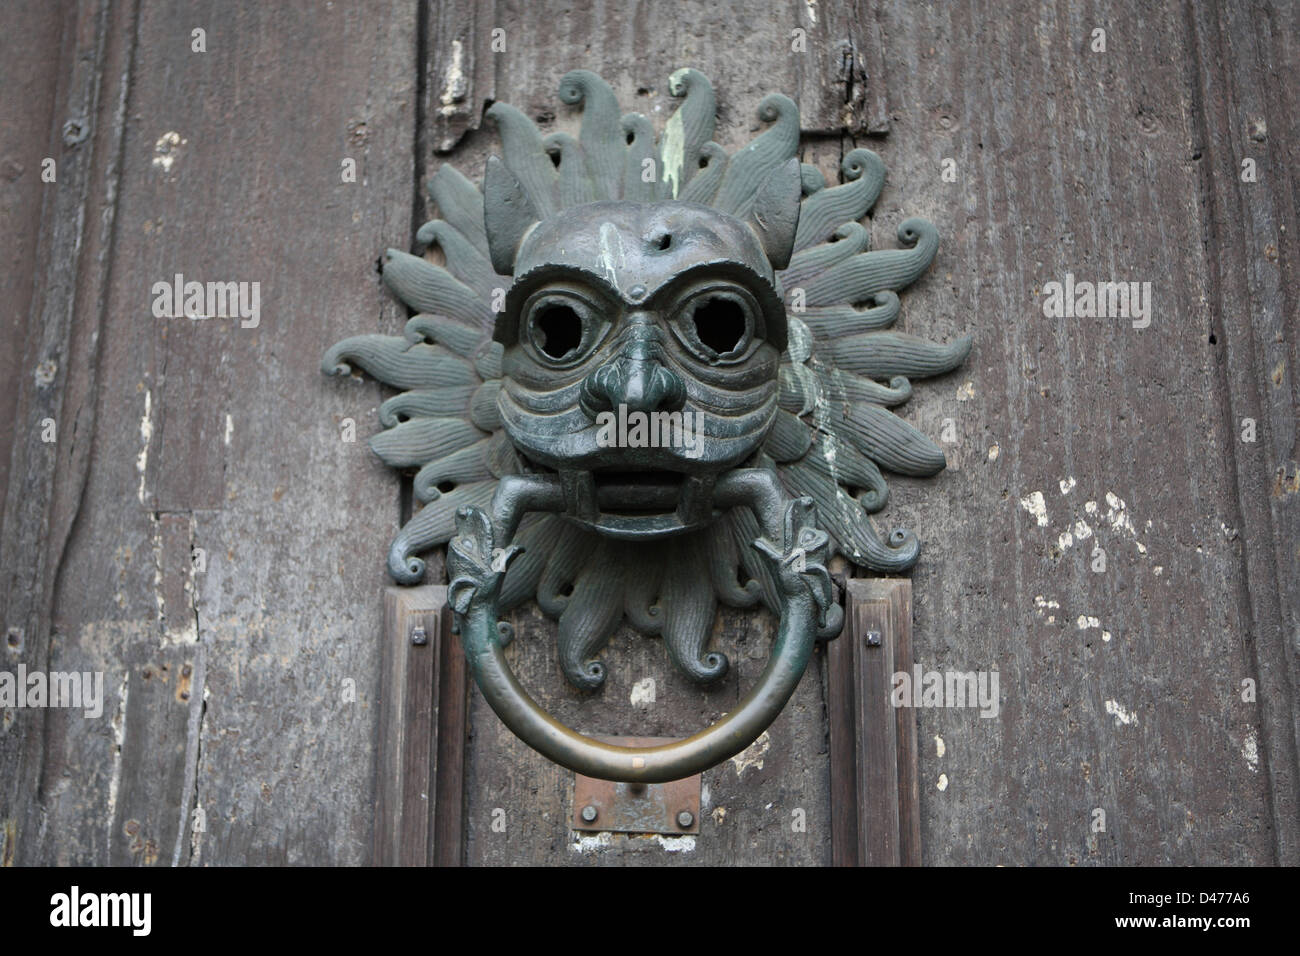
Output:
673 286 759 363
522 290 605 366
535 303 582 358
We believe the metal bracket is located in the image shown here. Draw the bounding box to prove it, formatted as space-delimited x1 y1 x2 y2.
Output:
571 737 701 835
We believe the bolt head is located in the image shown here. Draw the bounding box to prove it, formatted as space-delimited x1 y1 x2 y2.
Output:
677 810 694 829
866 629 882 647
581 804 598 823
411 625 428 646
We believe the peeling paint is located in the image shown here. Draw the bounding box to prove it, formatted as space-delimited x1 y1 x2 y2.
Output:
630 677 655 706
1242 729 1259 772
654 834 695 852
136 389 152 504
1104 699 1137 726
597 221 628 289
438 39 466 116
786 316 813 365
988 443 1000 461
955 380 975 401
730 729 770 776
568 831 696 853
934 735 945 758
660 112 684 197
937 773 949 791
1 818 13 867
224 414 233 446
570 831 613 853
152 131 185 171
1033 595 1060 625
105 670 129 841
1057 518 1093 552
659 71 692 198
1104 491 1138 538
1019 490 1049 526
1059 477 1076 494
149 516 167 644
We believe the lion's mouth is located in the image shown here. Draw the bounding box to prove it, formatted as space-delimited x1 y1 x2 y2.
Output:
533 464 719 539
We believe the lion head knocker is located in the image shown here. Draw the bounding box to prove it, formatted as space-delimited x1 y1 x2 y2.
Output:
323 69 970 781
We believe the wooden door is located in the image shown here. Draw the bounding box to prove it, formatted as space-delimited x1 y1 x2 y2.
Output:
1 0 1295 867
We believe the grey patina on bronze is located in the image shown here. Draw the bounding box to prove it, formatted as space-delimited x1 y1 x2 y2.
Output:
322 68 969 780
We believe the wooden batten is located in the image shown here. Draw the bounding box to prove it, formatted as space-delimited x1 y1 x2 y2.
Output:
828 578 921 867
374 586 467 867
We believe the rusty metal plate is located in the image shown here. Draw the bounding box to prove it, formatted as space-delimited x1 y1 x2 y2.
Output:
571 737 701 835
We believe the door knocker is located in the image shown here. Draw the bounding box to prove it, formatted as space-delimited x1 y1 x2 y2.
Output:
323 69 969 782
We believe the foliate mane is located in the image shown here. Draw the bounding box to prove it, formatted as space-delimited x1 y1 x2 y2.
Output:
322 68 970 689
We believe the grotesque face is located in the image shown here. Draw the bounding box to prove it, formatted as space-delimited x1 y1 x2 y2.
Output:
494 199 791 540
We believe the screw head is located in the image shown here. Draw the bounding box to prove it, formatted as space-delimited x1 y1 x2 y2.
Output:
865 629 882 647
677 810 694 829
410 624 428 646
581 804 598 823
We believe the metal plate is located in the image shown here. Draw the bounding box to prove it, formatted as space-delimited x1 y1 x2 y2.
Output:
571 737 701 835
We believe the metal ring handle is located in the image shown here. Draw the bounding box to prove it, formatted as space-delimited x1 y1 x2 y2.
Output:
446 470 843 783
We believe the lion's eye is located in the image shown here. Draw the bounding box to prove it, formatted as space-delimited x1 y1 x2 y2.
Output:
691 296 747 354
522 289 607 366
533 302 583 359
670 284 760 363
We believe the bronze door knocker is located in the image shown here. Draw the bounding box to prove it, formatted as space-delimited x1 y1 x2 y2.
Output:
323 68 969 781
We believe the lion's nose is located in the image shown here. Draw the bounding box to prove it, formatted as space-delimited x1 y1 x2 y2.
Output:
581 358 685 417
580 319 685 418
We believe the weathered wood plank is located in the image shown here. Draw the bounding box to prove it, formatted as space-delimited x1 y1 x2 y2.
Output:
16 0 420 865
874 0 1276 864
0 0 135 867
893 581 921 866
1186 0 1300 867
791 0 891 135
108 643 202 866
456 0 887 154
167 3 420 866
827 593 859 867
0 0 71 533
